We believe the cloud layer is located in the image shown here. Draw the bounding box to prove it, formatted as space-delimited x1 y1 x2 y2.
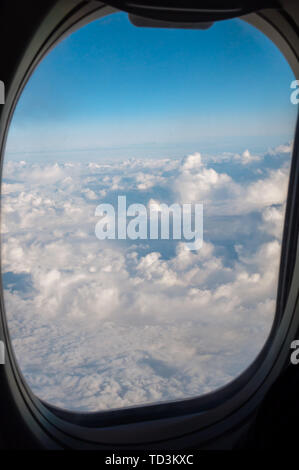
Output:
1 144 291 411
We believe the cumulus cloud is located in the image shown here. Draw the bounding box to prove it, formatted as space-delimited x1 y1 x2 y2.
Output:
261 204 286 239
0 146 291 411
234 149 261 164
175 152 289 217
176 152 234 206
269 141 293 155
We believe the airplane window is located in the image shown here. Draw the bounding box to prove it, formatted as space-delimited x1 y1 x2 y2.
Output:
1 12 297 412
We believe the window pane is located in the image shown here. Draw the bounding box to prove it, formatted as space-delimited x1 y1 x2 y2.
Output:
1 13 297 411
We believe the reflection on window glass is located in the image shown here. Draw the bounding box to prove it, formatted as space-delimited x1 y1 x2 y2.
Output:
1 13 297 411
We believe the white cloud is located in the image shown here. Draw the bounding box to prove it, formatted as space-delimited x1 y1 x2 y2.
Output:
261 204 286 239
269 141 293 155
234 149 261 164
244 168 288 208
0 148 291 411
175 154 289 217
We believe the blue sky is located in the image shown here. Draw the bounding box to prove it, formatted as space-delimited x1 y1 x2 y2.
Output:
5 12 297 160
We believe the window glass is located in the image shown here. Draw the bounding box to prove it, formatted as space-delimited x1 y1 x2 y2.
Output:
1 13 297 411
